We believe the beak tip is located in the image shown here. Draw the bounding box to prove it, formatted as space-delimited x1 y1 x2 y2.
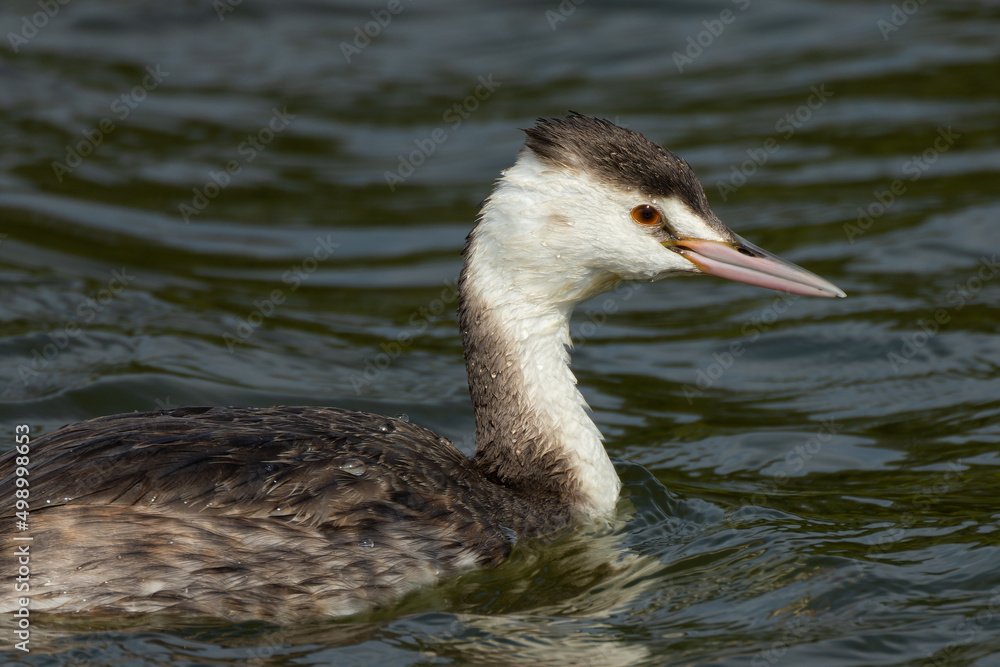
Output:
678 237 848 300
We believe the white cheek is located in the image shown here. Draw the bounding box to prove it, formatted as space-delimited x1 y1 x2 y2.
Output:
607 219 694 279
657 198 728 242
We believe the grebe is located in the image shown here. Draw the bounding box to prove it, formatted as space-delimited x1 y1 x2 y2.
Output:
1 114 844 621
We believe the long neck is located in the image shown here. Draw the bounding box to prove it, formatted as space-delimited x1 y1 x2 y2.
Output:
458 203 621 519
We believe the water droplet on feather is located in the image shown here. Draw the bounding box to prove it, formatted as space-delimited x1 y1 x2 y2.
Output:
339 458 367 476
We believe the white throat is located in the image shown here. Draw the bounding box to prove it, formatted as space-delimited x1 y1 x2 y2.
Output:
460 152 626 518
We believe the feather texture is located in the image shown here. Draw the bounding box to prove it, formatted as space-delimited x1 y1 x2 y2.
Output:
1 407 567 620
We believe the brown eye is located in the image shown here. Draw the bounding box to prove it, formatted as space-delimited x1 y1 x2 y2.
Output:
630 204 660 226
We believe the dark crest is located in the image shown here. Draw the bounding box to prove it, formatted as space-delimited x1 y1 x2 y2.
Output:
523 113 714 219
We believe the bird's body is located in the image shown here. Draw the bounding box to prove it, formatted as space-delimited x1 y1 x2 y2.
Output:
0 115 844 621
9 406 565 620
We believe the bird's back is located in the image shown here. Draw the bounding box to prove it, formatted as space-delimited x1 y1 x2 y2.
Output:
0 406 567 621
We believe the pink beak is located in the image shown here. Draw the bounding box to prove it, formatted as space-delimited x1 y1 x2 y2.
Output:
671 235 846 298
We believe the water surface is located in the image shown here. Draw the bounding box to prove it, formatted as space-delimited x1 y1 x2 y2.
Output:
1 1 999 665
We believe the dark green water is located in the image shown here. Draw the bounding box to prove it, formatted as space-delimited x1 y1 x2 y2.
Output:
1 0 999 665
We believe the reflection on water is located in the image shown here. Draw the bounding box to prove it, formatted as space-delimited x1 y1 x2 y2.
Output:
2 0 1000 665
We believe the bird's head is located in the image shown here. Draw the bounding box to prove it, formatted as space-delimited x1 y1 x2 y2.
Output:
466 114 844 306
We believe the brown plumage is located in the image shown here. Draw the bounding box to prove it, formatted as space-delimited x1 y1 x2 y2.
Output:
460 279 583 507
525 113 719 226
1 406 565 621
